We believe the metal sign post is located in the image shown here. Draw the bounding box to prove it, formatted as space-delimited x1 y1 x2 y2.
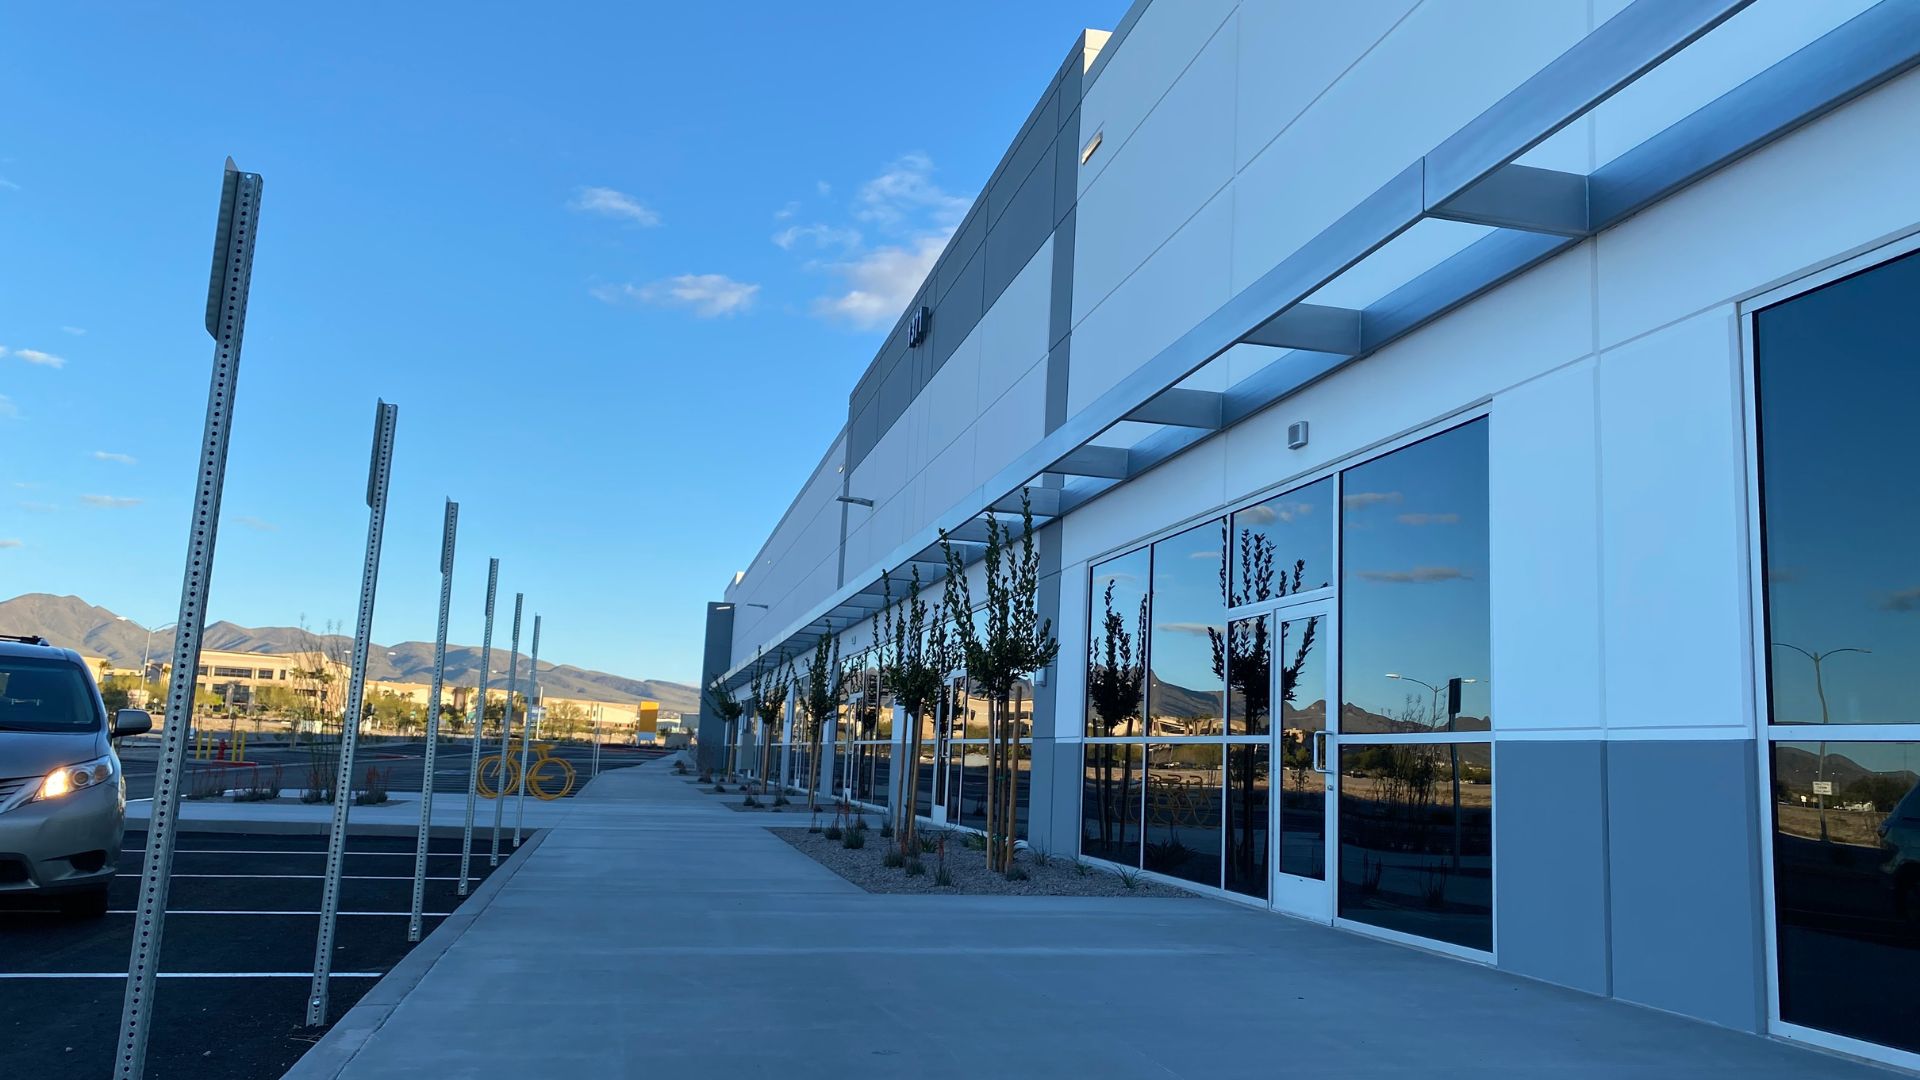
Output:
491 594 523 865
514 615 541 847
116 158 264 1080
307 399 399 1027
458 558 498 897
409 499 458 942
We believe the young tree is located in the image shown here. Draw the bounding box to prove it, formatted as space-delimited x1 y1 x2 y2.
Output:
878 565 957 857
797 626 846 812
745 650 790 796
940 489 1059 874
703 673 745 781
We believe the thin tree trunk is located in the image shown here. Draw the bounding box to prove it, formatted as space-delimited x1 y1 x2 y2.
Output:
984 695 1000 870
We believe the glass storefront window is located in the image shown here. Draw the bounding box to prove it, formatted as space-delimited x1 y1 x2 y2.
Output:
1224 744 1270 899
1148 520 1226 737
1089 548 1150 738
1145 741 1224 886
1337 741 1493 950
1225 614 1271 735
1757 249 1920 726
1232 476 1334 604
1082 742 1143 868
1341 420 1491 733
1769 740 1920 1053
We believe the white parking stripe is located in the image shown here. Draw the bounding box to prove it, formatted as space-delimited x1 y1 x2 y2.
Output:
103 903 451 910
114 873 458 881
0 972 382 979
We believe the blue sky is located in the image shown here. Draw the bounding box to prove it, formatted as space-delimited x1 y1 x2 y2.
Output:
0 2 1123 684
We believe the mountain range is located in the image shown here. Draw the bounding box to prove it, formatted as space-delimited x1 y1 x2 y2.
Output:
0 593 699 714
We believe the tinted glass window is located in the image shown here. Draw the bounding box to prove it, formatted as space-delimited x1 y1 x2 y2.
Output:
1232 476 1334 604
1337 741 1493 950
1148 520 1226 736
1224 744 1270 899
1341 420 1491 733
1145 741 1223 886
1225 614 1271 735
1277 614 1327 880
1758 250 1920 726
1771 740 1920 1052
1082 742 1143 868
1088 548 1150 738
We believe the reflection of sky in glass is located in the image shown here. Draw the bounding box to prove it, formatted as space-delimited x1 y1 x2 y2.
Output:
1341 420 1491 728
1232 476 1333 602
1150 520 1226 723
1758 250 1920 727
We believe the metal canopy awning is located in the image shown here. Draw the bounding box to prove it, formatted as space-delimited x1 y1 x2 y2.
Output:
722 0 1920 690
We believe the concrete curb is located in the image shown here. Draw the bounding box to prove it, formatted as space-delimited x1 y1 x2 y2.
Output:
279 827 551 1080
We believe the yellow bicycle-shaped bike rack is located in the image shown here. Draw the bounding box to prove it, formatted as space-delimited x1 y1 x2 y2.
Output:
476 738 576 800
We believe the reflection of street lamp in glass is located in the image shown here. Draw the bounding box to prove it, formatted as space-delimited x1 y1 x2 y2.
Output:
1384 673 1478 729
1386 672 1479 872
1772 642 1868 843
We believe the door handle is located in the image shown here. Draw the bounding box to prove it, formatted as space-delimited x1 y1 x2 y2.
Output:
1312 730 1332 774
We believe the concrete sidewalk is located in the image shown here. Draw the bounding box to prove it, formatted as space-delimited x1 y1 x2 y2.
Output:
283 759 1895 1079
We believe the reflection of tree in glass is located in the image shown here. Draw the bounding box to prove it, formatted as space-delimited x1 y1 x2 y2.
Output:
1086 580 1146 853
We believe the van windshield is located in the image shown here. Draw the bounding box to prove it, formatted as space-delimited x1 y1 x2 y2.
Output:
0 656 100 733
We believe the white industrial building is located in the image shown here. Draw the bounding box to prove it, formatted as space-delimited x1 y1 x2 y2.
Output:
698 1 1920 1068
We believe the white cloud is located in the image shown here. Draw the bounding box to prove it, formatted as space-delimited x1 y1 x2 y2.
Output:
0 177 18 191
1881 587 1920 612
1357 566 1470 585
816 180 832 197
17 501 56 513
811 235 946 330
773 200 800 221
60 326 85 336
854 153 967 230
0 538 21 549
772 223 861 251
235 515 278 532
592 274 759 318
568 186 661 226
1158 621 1222 636
0 394 17 419
1342 491 1403 511
80 494 141 508
12 348 66 368
1396 512 1459 526
92 450 137 464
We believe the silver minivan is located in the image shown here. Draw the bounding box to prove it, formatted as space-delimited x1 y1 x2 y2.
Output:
0 635 151 916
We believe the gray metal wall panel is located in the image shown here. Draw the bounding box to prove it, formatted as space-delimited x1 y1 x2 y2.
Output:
1606 738 1768 1033
1050 208 1077 350
1495 739 1610 996
848 402 879 467
991 88 1061 225
985 167 1056 307
931 249 986 379
695 602 736 773
877 361 913 430
1055 107 1082 228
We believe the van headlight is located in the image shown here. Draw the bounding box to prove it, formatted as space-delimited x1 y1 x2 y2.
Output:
35 755 116 802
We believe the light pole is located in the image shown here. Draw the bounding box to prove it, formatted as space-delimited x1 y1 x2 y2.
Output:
128 618 179 702
1772 643 1868 843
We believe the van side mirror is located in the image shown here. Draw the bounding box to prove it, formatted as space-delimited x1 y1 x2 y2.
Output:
114 709 154 738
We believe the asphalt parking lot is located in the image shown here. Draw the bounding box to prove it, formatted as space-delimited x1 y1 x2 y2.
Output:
0 828 511 1079
118 737 669 803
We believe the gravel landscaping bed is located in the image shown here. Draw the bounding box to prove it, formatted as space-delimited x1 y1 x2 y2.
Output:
772 824 1191 897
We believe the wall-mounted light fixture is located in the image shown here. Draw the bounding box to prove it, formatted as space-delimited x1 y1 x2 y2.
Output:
1080 129 1103 165
1287 421 1309 450
836 495 875 508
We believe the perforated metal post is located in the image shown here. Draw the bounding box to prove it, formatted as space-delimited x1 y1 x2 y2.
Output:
306 399 399 1027
514 615 541 846
116 158 263 1080
409 499 458 942
492 594 523 865
458 558 498 896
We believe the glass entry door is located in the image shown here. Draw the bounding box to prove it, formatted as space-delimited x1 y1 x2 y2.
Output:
1271 602 1335 921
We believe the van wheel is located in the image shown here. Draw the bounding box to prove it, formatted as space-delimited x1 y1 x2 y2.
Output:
58 886 110 918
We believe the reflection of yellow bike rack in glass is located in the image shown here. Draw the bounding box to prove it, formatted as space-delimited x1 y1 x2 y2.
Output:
476 738 576 800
